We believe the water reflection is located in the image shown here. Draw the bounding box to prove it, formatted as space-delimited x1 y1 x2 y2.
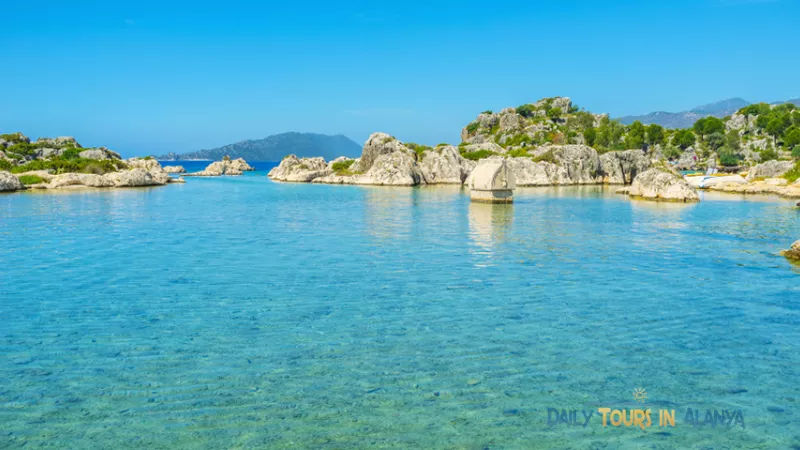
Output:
468 202 514 252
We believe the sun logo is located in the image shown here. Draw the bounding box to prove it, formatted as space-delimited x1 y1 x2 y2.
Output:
633 387 648 403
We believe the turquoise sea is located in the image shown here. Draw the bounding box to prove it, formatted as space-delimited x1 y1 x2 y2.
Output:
1 163 798 449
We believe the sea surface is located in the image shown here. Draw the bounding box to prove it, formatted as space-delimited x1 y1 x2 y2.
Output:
1 164 798 449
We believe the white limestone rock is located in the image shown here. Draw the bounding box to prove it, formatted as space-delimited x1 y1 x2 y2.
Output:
418 145 474 184
626 168 700 202
267 155 332 182
0 171 24 191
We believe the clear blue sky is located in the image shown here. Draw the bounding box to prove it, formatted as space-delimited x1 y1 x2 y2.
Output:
1 0 798 157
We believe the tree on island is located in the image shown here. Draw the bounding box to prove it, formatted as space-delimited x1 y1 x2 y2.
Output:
672 129 696 150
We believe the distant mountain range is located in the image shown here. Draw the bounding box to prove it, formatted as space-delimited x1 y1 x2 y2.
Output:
619 98 800 129
158 132 362 161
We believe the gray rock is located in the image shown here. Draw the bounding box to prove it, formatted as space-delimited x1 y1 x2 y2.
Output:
499 113 523 132
126 158 164 172
548 144 601 184
418 145 474 184
0 171 24 191
351 132 414 173
361 151 424 186
267 155 332 182
186 157 254 176
599 150 651 185
104 168 168 187
48 173 115 189
35 136 78 148
163 165 185 174
506 157 552 186
79 149 113 160
746 160 794 181
625 167 700 202
675 148 698 171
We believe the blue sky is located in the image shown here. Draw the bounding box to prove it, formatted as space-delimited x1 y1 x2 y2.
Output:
1 0 798 157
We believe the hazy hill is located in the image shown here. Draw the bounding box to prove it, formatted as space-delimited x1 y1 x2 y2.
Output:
158 132 362 161
619 98 750 129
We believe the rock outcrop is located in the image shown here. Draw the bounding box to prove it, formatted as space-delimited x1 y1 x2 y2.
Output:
268 155 332 182
781 240 800 261
674 148 698 171
351 133 414 173
186 157 254 177
746 160 794 181
49 173 116 189
361 151 424 186
0 171 24 192
546 145 602 184
163 165 185 174
599 150 652 185
623 167 700 202
104 168 169 187
418 146 474 184
78 148 122 160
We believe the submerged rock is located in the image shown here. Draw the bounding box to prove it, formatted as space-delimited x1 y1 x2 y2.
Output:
468 159 515 203
781 240 800 261
0 171 24 192
625 167 699 202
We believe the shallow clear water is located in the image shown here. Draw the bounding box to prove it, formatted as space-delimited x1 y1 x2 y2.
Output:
1 168 798 449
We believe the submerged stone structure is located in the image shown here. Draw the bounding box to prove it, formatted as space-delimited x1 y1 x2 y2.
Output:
468 159 516 203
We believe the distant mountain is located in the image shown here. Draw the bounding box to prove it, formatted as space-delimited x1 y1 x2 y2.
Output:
619 98 751 129
158 132 362 161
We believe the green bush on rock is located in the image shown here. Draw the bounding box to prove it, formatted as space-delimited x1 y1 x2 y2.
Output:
18 175 44 185
332 159 355 175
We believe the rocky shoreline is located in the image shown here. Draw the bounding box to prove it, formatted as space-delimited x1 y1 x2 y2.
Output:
268 96 800 203
0 133 254 193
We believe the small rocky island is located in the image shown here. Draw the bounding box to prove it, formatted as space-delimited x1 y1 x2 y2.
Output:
0 132 253 192
268 96 800 202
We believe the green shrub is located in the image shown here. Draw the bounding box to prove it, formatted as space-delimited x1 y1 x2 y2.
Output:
516 104 535 118
465 122 480 134
61 147 82 160
460 150 497 161
10 157 125 175
784 162 800 183
331 159 355 175
405 142 431 160
506 148 530 158
792 146 800 159
663 145 682 160
546 107 562 121
0 159 11 171
719 148 741 167
481 110 493 115
143 156 154 160
760 147 778 162
503 133 532 148
18 175 44 185
532 150 557 164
